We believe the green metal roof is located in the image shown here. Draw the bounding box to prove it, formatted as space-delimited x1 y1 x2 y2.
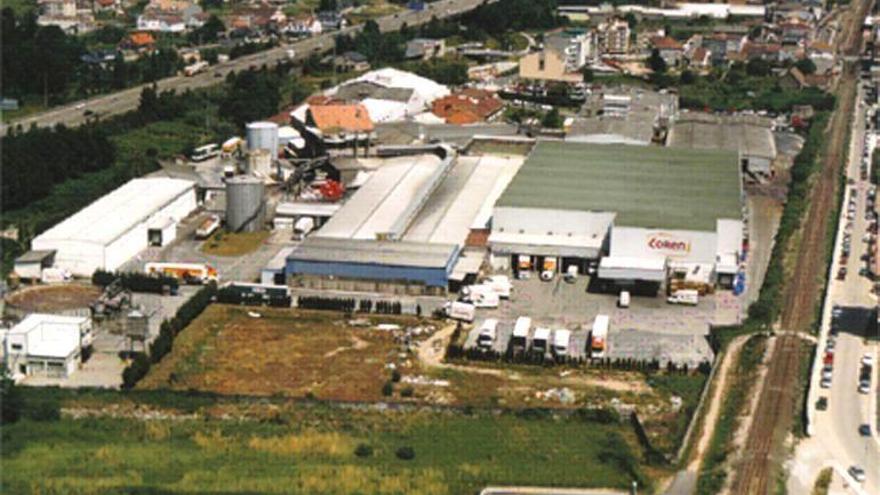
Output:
495 141 741 231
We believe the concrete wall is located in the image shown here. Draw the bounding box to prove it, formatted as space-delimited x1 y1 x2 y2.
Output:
286 259 451 288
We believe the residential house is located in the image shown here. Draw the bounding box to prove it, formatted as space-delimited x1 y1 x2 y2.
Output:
807 40 835 74
780 20 812 46
405 38 446 61
93 0 118 12
285 14 322 36
687 46 711 69
228 4 286 31
780 66 830 90
40 0 77 18
332 51 371 72
546 28 596 70
124 31 156 52
37 0 95 33
519 47 582 83
596 19 630 55
137 0 204 32
317 11 345 31
742 42 784 63
431 89 504 124
650 36 684 67
702 32 747 65
2 314 93 380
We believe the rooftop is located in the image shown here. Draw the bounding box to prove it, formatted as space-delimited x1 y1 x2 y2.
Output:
495 141 741 231
307 103 374 133
289 237 457 268
668 112 777 160
10 313 88 358
33 178 194 246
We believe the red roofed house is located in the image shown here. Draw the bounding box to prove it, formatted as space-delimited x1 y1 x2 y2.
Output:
688 46 711 70
431 89 504 125
126 32 156 51
303 103 375 150
651 36 684 67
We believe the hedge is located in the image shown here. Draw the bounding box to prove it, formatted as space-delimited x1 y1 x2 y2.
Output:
122 283 216 389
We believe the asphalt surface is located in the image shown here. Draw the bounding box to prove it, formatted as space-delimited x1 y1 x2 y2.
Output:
790 83 880 495
1 0 492 134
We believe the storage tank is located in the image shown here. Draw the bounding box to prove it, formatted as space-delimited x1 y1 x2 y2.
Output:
225 176 265 232
246 121 279 155
246 149 273 176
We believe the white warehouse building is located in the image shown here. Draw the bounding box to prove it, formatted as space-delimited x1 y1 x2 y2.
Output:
490 141 743 289
2 313 92 379
31 178 197 277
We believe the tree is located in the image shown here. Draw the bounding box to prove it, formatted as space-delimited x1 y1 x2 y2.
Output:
541 107 563 129
581 67 594 83
112 52 129 90
220 70 281 128
647 48 666 74
191 14 225 44
679 69 696 84
319 0 337 11
624 12 637 29
794 58 817 75
0 368 22 424
746 58 770 77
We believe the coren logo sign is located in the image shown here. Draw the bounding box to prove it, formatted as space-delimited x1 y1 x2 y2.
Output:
647 234 691 253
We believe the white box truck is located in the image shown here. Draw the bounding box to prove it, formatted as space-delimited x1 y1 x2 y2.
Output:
591 315 609 358
445 301 476 322
532 327 551 353
667 289 699 306
462 284 500 308
553 329 571 357
293 217 315 240
511 316 531 349
564 265 578 283
477 319 498 349
482 275 512 299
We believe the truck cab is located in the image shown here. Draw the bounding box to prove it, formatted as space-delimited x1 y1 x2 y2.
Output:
532 327 551 354
477 319 498 349
553 329 571 357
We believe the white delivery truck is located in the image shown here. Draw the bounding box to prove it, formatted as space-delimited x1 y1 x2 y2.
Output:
462 284 500 308
477 319 498 349
511 316 531 350
532 327 551 354
293 217 315 240
667 289 699 306
483 275 512 299
591 314 609 358
553 329 571 357
445 301 476 323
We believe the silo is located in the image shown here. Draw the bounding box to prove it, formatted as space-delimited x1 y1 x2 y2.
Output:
225 176 265 233
246 149 273 176
246 121 279 155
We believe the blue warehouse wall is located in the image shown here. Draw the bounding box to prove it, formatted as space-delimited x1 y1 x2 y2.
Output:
286 260 451 287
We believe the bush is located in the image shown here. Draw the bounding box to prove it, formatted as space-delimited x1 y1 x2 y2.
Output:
390 369 402 383
381 381 394 397
354 443 374 458
400 386 414 398
395 446 415 460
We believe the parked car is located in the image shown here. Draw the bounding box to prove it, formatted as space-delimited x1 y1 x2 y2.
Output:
849 465 866 482
816 396 828 411
862 353 875 366
859 424 871 436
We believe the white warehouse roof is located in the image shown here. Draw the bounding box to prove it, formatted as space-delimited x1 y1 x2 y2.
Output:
8 313 88 358
34 178 195 246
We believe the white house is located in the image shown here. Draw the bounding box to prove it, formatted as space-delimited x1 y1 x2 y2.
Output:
3 314 93 380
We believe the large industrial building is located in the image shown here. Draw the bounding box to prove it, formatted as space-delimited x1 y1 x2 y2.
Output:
285 146 524 293
489 141 743 289
2 313 92 379
30 178 197 276
667 112 777 176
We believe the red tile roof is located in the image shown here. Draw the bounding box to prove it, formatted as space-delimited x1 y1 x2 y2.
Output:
308 103 374 133
431 90 504 125
129 32 155 46
651 36 683 50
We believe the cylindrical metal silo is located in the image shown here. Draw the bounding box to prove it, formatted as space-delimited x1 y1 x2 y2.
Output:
225 176 265 233
246 121 279 156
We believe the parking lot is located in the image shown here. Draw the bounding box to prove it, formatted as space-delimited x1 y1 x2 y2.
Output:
461 274 732 363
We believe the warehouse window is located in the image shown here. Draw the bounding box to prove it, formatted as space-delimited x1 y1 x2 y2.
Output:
11 344 22 351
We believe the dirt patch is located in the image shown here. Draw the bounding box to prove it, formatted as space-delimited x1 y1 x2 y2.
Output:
140 305 420 401
200 231 270 257
5 283 100 313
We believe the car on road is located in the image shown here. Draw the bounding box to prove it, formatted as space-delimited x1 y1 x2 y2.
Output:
858 379 871 394
820 377 832 388
837 267 847 280
859 424 871 436
816 396 828 411
862 353 875 366
849 465 866 482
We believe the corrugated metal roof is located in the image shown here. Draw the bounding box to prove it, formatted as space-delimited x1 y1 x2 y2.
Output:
33 178 195 246
496 141 741 231
669 112 776 160
288 237 457 268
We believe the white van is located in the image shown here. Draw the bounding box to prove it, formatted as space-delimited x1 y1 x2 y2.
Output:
462 285 500 308
667 289 699 306
477 319 499 349
618 290 631 308
445 301 476 322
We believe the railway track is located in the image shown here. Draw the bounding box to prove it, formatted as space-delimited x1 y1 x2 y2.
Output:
729 0 872 492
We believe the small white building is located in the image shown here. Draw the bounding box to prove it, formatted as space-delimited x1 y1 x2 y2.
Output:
31 178 196 277
3 314 92 379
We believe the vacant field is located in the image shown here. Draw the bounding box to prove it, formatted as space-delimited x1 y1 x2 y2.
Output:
2 389 651 494
200 231 271 256
140 305 413 400
5 283 101 312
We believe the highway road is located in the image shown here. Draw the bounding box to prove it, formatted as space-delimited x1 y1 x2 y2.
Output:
1 0 492 134
789 82 880 495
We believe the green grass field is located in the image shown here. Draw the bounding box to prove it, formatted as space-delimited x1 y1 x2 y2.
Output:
2 392 649 494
